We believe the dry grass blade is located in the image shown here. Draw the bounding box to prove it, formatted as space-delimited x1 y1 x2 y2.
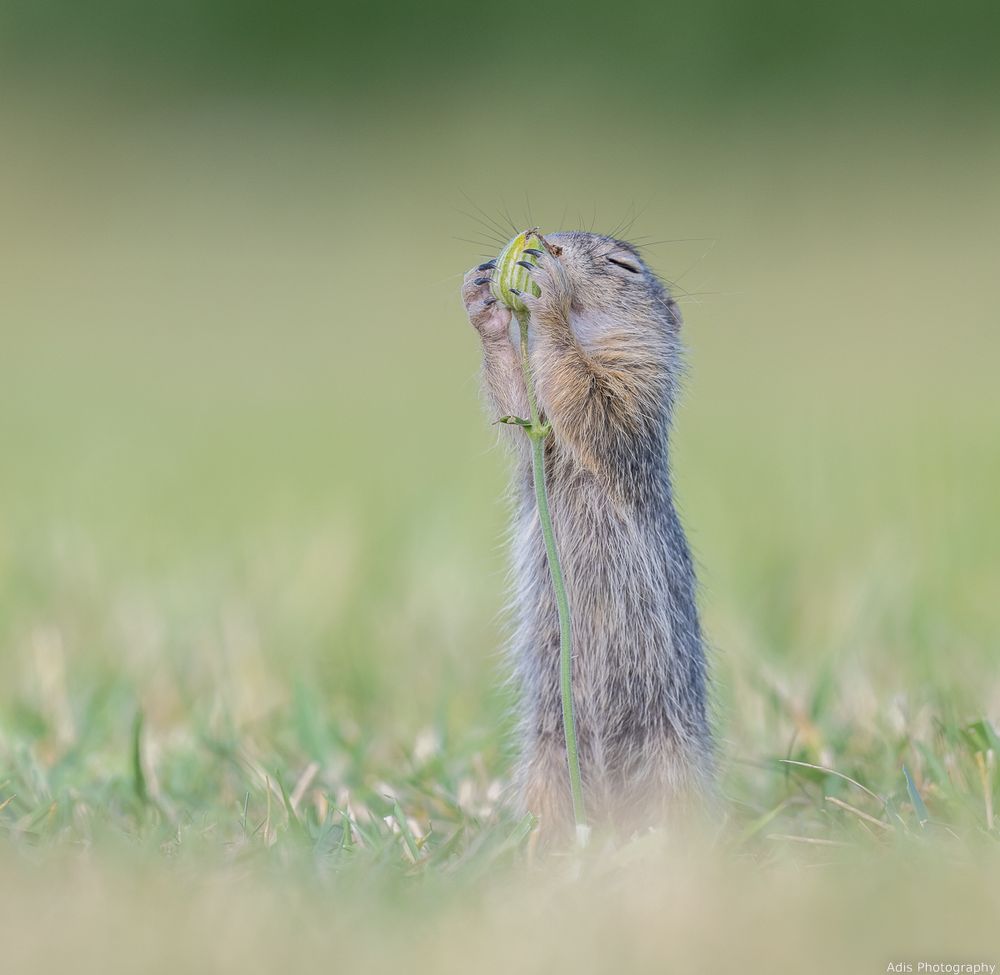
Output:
289 761 320 812
766 833 854 847
780 760 884 805
824 796 893 831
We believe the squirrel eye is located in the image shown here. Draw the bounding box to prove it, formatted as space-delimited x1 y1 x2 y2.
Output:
607 256 642 274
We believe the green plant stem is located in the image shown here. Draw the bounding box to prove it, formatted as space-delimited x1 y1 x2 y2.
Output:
515 309 587 836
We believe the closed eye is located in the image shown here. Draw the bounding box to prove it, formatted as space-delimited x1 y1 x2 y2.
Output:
607 256 642 274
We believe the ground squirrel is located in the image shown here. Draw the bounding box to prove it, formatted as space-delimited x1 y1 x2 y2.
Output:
462 231 714 844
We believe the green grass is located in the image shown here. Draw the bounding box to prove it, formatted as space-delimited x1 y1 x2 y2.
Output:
1 95 999 970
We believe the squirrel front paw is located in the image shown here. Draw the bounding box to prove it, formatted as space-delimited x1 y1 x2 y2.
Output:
462 261 511 341
511 249 572 326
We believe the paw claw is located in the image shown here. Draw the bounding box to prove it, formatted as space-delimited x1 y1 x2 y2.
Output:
514 260 535 272
474 276 490 286
476 260 497 271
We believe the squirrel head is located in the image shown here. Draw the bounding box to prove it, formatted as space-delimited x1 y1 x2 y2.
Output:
544 232 680 349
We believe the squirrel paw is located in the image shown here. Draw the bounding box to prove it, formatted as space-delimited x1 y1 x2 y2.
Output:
512 249 572 326
462 261 511 340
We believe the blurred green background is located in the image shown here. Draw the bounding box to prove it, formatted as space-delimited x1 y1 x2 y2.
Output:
1 2 999 969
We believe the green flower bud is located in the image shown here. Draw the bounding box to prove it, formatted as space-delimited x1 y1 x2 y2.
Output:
491 230 544 313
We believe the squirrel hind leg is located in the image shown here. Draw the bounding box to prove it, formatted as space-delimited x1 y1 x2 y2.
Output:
605 735 718 838
518 743 579 851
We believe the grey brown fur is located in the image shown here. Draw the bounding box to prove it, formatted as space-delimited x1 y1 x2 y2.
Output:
461 232 713 844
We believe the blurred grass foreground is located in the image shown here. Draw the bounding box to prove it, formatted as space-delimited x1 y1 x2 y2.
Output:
2 1 1000 971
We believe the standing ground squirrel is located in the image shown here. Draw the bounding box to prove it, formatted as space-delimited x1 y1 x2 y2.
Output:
461 231 714 844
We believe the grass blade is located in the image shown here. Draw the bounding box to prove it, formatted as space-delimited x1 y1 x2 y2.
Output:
902 764 929 828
